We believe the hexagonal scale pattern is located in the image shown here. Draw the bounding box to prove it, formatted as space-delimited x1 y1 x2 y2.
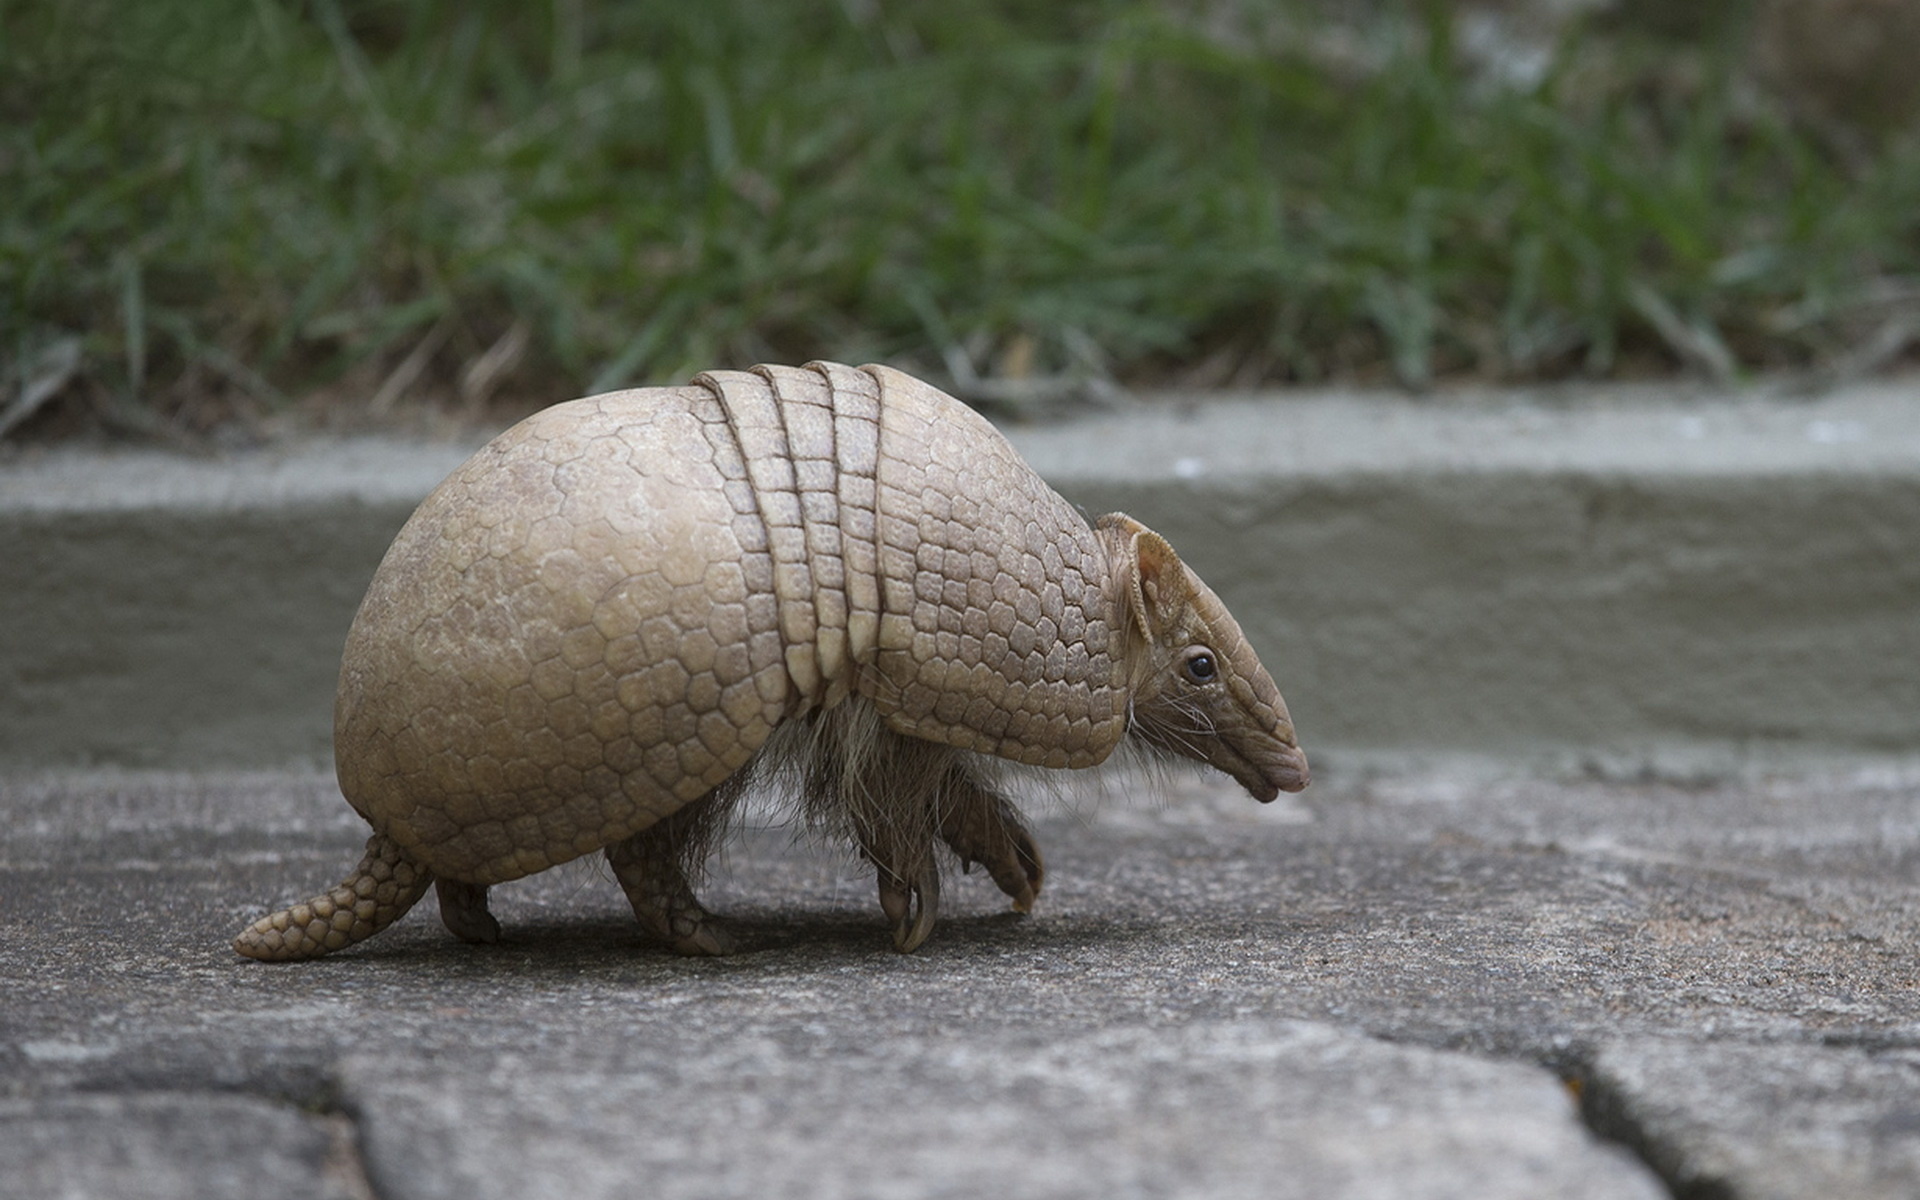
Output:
333 364 1131 885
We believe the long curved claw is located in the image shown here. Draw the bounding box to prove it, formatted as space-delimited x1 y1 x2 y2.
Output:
996 821 1045 914
939 779 1045 913
878 864 940 953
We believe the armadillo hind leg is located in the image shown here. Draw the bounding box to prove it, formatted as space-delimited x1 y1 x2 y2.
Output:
938 768 1045 914
232 833 432 961
434 879 501 944
604 790 738 956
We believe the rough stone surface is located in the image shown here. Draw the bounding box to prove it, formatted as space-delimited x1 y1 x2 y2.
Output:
6 763 1920 1197
0 1092 366 1200
1587 1039 1920 1200
3 379 1915 770
342 1025 1662 1200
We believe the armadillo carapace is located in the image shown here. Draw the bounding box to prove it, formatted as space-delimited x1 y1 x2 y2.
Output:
233 362 1308 960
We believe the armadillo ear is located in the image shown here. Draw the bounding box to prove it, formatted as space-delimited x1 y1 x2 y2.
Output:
1127 527 1189 642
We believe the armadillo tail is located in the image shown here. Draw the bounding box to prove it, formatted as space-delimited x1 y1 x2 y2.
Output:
232 833 432 961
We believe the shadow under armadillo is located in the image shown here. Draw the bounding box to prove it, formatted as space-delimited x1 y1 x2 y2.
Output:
287 907 1145 972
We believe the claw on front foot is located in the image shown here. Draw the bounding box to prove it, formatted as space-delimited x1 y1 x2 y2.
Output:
878 866 939 953
938 784 1045 914
997 823 1045 915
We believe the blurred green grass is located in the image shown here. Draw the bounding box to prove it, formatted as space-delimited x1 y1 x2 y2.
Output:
4 0 1919 432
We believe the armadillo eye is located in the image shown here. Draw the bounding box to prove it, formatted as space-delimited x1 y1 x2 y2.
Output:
1182 650 1217 684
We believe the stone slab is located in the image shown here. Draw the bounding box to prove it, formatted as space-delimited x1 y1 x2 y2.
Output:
342 1024 1662 1200
0 1092 365 1200
1587 1038 1920 1200
6 766 1920 1196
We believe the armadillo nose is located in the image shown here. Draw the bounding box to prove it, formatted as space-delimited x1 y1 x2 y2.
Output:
1268 743 1310 797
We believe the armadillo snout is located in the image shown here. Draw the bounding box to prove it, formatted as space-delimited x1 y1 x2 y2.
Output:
1256 741 1311 801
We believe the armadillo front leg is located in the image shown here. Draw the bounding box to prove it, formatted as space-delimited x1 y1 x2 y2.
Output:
939 769 1045 914
870 841 941 954
232 833 432 961
604 798 737 957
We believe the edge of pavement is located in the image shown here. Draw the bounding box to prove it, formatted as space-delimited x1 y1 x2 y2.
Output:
2 376 1915 777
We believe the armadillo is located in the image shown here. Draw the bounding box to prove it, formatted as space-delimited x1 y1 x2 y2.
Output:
233 362 1308 960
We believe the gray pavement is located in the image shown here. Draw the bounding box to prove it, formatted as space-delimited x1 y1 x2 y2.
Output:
6 764 1920 1198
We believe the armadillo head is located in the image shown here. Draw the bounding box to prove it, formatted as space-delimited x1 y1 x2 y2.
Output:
1098 513 1309 803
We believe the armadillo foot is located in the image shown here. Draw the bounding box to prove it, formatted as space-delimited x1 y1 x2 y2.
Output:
435 878 501 944
605 828 736 956
876 859 941 954
232 833 432 961
939 774 1045 914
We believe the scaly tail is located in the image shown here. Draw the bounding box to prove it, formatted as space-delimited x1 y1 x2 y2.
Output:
232 833 432 961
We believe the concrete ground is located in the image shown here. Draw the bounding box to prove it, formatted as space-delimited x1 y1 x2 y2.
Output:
2 375 1917 1197
6 764 1920 1199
